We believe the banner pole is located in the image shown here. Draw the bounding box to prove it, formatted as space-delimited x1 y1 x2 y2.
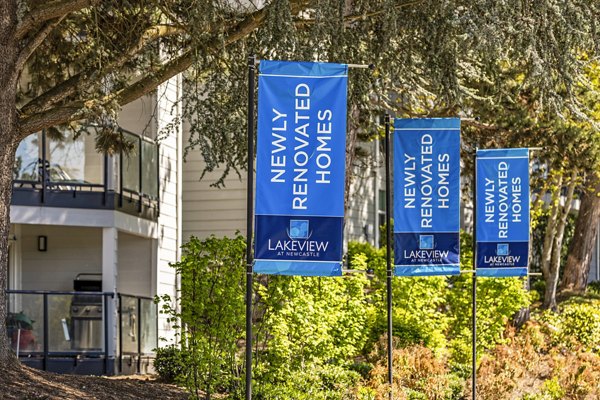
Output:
384 113 393 399
245 54 256 400
472 147 478 400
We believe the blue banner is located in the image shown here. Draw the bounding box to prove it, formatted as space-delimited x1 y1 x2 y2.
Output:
476 148 530 277
393 118 461 276
253 60 348 276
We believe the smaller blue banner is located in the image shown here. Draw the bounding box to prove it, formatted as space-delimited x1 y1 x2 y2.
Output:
476 148 530 278
393 118 461 276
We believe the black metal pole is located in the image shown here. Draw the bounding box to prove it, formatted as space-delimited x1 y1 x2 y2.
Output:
245 54 256 400
41 130 47 204
156 143 161 216
119 131 124 208
472 148 478 400
138 136 143 213
43 293 48 371
103 153 108 206
104 294 110 375
137 297 142 373
119 294 123 374
384 113 393 399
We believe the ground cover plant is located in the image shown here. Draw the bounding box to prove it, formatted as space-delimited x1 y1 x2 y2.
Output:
158 233 600 399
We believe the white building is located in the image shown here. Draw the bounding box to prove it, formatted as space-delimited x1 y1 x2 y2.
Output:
7 75 182 375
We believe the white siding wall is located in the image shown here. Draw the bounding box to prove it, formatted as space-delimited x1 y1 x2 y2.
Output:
119 95 157 138
155 76 183 344
117 232 153 297
19 225 102 291
181 134 382 249
345 141 381 247
182 120 247 241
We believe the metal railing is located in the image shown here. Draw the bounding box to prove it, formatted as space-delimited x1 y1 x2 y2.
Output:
12 128 160 219
118 294 158 374
5 290 158 376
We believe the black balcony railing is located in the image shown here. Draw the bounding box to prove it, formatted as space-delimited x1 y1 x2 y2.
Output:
6 290 158 376
12 128 159 221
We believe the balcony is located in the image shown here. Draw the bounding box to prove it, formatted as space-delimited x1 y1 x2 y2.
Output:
12 128 159 221
6 290 157 376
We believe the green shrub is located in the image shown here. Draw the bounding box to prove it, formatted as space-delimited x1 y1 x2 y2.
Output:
159 235 246 399
531 279 546 300
253 267 375 397
156 233 535 399
586 280 600 296
349 241 450 352
391 276 450 351
539 300 600 351
253 362 361 400
447 232 532 356
154 345 185 383
542 377 565 400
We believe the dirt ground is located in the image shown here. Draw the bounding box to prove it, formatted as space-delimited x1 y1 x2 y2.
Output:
0 365 189 400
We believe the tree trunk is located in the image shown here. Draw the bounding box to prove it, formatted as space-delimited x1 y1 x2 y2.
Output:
344 104 360 213
543 170 577 310
540 174 563 278
560 174 600 293
0 0 20 367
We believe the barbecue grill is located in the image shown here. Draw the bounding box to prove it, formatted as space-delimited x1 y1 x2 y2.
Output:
71 273 103 351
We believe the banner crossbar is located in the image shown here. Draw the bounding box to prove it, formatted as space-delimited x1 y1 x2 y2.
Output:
253 58 374 70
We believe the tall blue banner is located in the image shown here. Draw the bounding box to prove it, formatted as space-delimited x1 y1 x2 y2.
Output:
393 118 461 276
476 148 530 277
254 60 348 276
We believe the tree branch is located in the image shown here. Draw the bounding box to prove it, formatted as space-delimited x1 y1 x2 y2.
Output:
16 0 101 40
18 0 297 136
18 104 84 139
19 24 185 116
16 17 65 74
294 0 421 26
115 1 275 106
461 118 499 130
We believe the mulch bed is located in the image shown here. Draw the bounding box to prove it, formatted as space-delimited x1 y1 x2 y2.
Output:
0 364 189 400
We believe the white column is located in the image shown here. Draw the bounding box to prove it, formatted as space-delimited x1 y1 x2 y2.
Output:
155 73 182 345
8 224 22 291
102 227 118 359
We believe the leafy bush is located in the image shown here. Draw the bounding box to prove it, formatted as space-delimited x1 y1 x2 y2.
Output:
155 234 534 399
154 345 186 383
349 242 450 352
158 235 246 399
477 320 600 399
538 299 600 351
585 280 600 296
447 232 532 357
254 362 361 400
253 263 375 398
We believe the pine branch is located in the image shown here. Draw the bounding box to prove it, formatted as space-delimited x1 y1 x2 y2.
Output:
16 0 101 40
18 0 304 136
294 0 422 26
16 17 65 74
19 24 185 116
